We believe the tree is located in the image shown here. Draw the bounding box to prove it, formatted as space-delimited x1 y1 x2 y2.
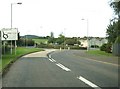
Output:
55 34 65 45
48 32 55 43
50 32 54 38
106 1 120 44
65 38 80 46
110 0 120 17
106 21 120 43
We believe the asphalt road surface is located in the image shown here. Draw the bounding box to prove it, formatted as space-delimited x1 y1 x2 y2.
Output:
2 49 119 88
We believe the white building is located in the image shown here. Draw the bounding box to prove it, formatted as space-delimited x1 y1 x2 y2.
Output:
79 37 108 48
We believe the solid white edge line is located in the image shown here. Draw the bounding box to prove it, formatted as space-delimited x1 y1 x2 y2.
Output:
56 63 71 71
77 76 101 89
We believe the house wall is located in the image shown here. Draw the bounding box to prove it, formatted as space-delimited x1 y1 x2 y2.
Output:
79 38 108 48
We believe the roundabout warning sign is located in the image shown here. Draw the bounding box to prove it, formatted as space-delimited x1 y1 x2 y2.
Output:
1 28 18 41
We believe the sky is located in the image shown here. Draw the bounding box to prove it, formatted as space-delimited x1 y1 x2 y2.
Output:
0 0 115 37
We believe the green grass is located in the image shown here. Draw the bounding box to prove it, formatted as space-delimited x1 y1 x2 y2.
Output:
32 38 48 44
86 50 113 56
0 47 43 72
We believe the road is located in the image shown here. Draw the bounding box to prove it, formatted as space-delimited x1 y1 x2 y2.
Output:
2 49 119 88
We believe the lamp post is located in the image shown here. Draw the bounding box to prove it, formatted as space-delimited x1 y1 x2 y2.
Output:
64 28 66 50
81 18 89 51
11 2 22 54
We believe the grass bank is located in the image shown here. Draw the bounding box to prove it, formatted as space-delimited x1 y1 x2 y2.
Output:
32 38 48 44
86 50 113 56
0 47 43 72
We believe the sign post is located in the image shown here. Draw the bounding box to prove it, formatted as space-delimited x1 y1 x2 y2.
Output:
1 28 18 55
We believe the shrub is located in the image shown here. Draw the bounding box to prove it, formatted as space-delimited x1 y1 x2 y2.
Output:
91 45 99 48
100 43 112 53
100 44 107 51
105 43 112 53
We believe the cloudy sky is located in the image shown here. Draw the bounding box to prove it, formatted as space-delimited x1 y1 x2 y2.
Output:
0 0 114 37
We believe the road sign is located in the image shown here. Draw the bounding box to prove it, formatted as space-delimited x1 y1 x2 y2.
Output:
1 28 18 41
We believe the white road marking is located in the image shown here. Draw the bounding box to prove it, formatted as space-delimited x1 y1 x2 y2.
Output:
49 58 54 62
77 76 101 89
49 55 51 58
51 58 56 62
56 63 71 71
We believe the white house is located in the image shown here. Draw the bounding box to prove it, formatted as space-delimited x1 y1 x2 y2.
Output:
79 37 108 48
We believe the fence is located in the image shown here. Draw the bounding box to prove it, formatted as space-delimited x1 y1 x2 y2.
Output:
112 43 120 56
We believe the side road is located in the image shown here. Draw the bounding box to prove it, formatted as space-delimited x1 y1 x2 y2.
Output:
23 49 57 58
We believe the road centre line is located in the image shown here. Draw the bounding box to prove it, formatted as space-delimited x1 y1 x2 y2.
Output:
77 76 101 89
48 54 101 88
56 63 71 71
51 58 56 62
48 58 54 62
48 55 56 62
49 55 51 58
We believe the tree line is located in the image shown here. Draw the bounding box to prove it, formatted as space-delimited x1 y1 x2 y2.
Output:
100 1 120 54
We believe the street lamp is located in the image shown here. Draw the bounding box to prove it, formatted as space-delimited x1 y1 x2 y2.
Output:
64 28 66 50
11 2 22 54
81 18 89 51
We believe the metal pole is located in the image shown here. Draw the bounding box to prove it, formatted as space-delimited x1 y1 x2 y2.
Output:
4 41 5 54
64 28 66 50
26 35 27 48
15 40 16 55
11 3 13 54
87 19 89 51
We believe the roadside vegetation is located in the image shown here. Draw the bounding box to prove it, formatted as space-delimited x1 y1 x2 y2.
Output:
86 50 113 56
98 1 120 56
1 47 43 72
32 38 48 44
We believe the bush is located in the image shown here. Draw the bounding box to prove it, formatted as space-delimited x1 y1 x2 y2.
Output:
100 44 107 51
17 38 35 47
91 45 99 48
105 43 112 53
100 43 112 53
37 44 54 48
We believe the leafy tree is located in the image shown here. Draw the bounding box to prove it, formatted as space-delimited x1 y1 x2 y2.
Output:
48 32 55 43
106 21 120 43
110 0 120 17
50 32 54 38
65 38 80 46
106 1 120 44
55 34 65 45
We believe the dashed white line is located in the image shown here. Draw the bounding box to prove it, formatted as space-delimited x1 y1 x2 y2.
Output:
56 63 71 71
77 76 101 89
48 54 101 88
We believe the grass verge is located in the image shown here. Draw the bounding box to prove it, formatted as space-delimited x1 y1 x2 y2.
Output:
86 50 113 56
0 47 43 72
